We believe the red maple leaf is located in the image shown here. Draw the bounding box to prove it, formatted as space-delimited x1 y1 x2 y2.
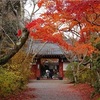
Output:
17 30 22 37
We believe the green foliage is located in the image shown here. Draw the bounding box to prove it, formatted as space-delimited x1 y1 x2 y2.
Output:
91 81 100 98
91 56 100 96
79 69 97 84
0 50 32 97
0 67 25 97
65 62 97 84
93 81 100 93
65 65 74 82
95 42 100 50
65 62 78 82
93 56 100 72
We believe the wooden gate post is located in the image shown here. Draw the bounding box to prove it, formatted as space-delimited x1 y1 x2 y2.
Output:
59 59 63 80
36 59 41 80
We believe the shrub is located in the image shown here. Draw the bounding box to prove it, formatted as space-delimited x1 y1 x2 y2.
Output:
65 62 97 84
79 69 97 84
10 50 32 81
65 65 74 82
0 67 25 97
65 62 78 82
0 50 33 98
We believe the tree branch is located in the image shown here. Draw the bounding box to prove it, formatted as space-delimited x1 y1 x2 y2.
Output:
0 27 15 46
0 28 29 65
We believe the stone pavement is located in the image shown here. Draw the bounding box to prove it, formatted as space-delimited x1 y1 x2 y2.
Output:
27 80 82 100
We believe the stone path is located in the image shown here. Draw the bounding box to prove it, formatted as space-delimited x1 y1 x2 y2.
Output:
27 80 82 100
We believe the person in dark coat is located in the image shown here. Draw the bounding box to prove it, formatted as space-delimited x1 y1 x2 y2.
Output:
49 70 53 79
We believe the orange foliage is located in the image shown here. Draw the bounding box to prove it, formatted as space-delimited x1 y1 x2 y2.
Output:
25 0 99 56
72 42 95 56
94 37 100 44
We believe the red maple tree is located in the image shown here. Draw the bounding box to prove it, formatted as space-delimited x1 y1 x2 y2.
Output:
24 0 100 56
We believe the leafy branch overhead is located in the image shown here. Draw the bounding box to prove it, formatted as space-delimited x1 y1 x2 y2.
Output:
0 0 100 65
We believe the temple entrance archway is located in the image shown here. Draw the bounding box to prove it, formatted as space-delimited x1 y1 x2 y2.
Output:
40 58 59 79
30 41 67 80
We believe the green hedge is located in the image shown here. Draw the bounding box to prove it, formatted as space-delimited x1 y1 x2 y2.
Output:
0 67 27 97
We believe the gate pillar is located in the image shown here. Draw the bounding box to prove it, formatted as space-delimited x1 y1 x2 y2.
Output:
59 59 63 80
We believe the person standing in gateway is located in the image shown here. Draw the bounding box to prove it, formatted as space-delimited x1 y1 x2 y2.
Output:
46 69 50 79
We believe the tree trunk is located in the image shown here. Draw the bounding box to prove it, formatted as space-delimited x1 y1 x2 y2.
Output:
73 70 77 83
76 64 80 81
0 28 29 65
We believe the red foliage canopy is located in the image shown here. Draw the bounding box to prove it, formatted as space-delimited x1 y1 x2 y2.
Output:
24 0 100 56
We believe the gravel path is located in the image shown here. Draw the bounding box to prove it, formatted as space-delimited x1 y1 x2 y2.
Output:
27 80 82 100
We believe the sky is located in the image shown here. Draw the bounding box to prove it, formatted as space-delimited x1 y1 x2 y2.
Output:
24 0 45 20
